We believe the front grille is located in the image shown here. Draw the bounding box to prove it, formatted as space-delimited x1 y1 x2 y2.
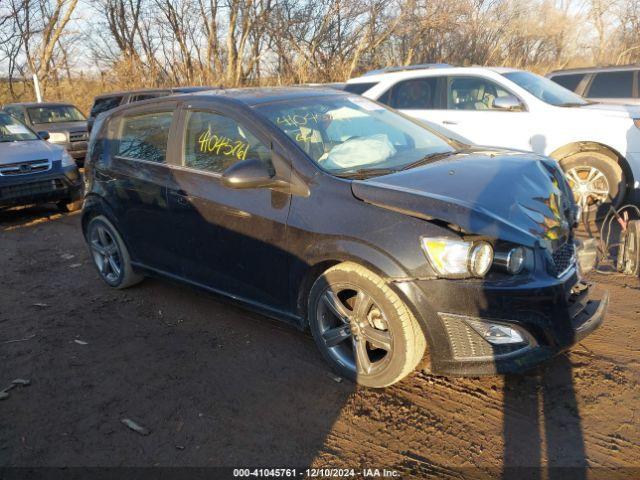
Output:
0 179 63 200
0 159 51 176
69 131 88 142
550 242 576 277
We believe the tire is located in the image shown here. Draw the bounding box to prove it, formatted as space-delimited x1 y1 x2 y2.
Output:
308 262 426 388
58 199 83 212
86 215 143 289
560 151 626 213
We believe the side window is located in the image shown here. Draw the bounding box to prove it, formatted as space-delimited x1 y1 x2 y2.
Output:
587 71 634 98
447 76 514 110
382 77 438 109
183 110 271 174
116 111 173 163
550 73 585 93
90 96 123 117
5 107 26 124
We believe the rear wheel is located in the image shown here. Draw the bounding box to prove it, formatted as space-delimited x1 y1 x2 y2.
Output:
308 262 426 388
560 152 626 213
86 215 143 289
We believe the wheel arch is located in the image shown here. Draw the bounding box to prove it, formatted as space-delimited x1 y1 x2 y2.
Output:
548 141 634 192
293 242 410 325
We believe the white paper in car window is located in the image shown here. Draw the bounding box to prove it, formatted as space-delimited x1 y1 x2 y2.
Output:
6 125 30 135
349 97 385 111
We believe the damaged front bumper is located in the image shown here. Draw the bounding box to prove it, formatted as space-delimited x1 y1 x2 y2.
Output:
394 269 608 376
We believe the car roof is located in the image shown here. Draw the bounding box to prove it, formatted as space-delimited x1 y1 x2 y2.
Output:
3 102 77 108
548 64 640 76
110 87 348 112
347 65 520 83
93 86 213 100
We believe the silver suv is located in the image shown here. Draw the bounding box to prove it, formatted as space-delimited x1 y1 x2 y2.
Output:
547 65 640 105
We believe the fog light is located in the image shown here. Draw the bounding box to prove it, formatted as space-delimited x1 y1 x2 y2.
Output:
469 241 493 277
466 320 526 345
506 247 525 274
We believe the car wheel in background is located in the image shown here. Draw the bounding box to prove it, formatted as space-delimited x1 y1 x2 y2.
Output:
308 262 426 388
58 199 83 212
560 152 626 213
86 215 143 289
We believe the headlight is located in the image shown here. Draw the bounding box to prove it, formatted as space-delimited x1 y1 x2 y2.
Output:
60 150 75 167
48 132 68 143
421 237 493 278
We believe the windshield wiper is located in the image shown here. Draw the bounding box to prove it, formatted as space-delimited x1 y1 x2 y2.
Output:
558 102 590 107
400 150 457 171
336 167 400 179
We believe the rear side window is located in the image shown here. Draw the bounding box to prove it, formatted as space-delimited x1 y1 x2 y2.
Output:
587 71 634 98
549 74 585 93
116 111 173 163
91 96 124 117
344 82 378 95
382 77 439 109
183 110 271 174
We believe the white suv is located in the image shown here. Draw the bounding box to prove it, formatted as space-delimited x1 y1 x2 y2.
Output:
346 65 640 211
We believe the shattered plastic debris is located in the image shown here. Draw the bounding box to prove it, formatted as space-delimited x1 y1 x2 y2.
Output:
121 418 151 436
32 303 49 309
327 372 343 383
60 253 75 260
74 339 88 345
69 263 82 268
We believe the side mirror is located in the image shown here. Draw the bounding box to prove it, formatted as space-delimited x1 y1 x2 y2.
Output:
38 131 50 141
221 158 285 190
493 95 524 111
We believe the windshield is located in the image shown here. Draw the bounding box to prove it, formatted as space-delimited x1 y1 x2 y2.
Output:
503 71 588 107
0 112 39 142
256 95 455 176
27 105 86 124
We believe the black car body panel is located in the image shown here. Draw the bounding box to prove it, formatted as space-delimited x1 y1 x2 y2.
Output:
81 88 606 376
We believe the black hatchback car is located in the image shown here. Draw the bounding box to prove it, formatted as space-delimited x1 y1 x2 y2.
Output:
82 88 607 387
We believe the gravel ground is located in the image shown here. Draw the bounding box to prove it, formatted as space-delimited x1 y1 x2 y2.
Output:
1 205 639 479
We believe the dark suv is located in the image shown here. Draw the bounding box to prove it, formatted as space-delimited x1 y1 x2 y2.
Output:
2 102 88 165
87 87 213 132
547 65 640 105
0 112 82 211
82 88 607 387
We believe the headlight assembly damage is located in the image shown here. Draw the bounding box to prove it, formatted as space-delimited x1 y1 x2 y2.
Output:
421 236 533 278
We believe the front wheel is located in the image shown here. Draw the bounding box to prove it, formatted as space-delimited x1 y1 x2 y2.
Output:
308 262 426 388
560 152 626 214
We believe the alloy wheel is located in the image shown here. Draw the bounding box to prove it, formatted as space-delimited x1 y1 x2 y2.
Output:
316 284 393 376
565 165 610 209
90 224 123 284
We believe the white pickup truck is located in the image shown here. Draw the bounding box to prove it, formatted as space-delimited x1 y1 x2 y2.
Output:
346 65 640 211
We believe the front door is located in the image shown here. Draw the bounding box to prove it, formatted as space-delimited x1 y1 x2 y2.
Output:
166 104 292 309
402 75 535 152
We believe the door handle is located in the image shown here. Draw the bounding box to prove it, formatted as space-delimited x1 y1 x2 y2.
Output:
442 120 458 125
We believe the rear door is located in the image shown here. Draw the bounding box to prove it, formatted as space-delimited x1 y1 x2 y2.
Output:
165 101 292 308
99 101 181 272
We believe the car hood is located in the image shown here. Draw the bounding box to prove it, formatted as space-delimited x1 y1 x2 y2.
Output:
351 150 575 251
579 102 640 119
0 140 63 164
31 121 87 133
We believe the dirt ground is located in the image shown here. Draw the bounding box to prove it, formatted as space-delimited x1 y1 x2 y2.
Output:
1 205 639 479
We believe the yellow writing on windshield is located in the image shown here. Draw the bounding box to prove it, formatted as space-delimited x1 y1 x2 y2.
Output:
198 128 249 160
